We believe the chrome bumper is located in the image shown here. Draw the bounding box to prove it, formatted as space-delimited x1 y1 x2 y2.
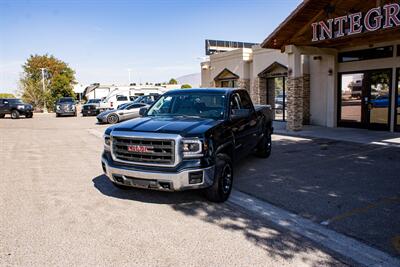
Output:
101 156 215 191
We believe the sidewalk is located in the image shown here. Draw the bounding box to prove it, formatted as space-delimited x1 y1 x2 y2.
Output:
273 122 400 147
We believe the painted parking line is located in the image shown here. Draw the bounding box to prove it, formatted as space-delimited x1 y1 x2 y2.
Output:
228 190 400 267
321 196 400 226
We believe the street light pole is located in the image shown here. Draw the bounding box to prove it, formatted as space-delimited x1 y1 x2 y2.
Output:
40 68 48 113
127 68 132 84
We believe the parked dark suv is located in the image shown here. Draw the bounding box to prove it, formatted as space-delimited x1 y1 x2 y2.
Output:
0 98 33 119
55 97 77 117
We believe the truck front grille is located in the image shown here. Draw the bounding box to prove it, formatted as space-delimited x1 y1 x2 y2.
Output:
83 105 96 110
112 136 175 165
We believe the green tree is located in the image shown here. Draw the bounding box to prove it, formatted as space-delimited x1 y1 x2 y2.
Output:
19 54 76 111
0 93 15 98
181 84 192 89
168 78 178 85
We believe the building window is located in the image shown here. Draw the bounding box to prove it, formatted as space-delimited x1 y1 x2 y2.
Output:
219 79 237 88
338 46 393 63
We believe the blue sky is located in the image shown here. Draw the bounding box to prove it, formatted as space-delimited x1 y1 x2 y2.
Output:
0 0 301 93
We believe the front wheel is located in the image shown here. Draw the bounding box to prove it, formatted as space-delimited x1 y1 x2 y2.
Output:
255 127 272 158
107 114 119 124
11 110 20 119
204 154 233 203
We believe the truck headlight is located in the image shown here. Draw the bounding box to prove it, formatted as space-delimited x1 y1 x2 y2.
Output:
17 105 25 109
182 139 203 158
104 135 111 151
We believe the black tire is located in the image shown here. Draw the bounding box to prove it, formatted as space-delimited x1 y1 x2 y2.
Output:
112 182 132 190
56 113 60 117
204 154 233 203
107 114 119 124
25 113 33 118
0 114 5 118
255 126 272 158
11 110 20 119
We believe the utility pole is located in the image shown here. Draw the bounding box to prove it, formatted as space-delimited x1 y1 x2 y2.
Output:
40 68 48 113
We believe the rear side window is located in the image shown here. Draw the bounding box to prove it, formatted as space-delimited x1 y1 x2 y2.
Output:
238 90 253 110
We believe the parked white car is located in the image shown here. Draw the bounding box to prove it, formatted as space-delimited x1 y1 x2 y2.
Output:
99 94 130 111
96 102 149 124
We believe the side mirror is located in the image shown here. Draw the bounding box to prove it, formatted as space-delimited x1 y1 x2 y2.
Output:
139 107 148 116
230 109 250 120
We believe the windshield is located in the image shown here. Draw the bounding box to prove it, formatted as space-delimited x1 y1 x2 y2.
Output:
8 99 23 104
147 93 226 119
87 99 100 104
59 97 74 103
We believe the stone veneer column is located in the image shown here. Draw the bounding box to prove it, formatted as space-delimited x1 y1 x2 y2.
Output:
302 74 311 125
237 79 250 93
259 78 267 105
286 76 304 131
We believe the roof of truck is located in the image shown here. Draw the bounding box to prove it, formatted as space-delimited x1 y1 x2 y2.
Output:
165 88 242 95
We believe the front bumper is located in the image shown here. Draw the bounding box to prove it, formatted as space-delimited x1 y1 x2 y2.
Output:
82 109 99 116
57 110 76 116
97 116 107 123
101 154 215 191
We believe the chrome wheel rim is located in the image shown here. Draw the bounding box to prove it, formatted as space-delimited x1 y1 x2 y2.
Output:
222 164 232 194
108 115 117 124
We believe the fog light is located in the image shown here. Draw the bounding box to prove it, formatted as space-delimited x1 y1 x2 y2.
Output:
189 171 203 184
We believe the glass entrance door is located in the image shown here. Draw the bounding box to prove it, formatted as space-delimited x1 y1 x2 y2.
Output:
365 70 391 130
339 69 392 130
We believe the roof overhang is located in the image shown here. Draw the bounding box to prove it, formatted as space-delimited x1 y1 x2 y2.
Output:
261 0 400 51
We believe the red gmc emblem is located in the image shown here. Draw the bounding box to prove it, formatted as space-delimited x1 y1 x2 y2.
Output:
127 145 153 153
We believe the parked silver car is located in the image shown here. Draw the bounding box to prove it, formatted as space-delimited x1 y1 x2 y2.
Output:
96 102 148 124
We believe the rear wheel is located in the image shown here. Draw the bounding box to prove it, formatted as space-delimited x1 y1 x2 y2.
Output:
11 110 20 119
255 126 272 158
204 154 233 203
107 114 119 124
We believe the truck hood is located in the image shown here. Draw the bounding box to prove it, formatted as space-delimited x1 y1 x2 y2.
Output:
109 116 223 137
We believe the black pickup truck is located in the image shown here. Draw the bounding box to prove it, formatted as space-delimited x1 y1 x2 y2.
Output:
101 88 273 202
0 98 33 119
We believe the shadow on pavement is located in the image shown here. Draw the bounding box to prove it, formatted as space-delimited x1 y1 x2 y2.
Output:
92 174 345 266
235 135 400 257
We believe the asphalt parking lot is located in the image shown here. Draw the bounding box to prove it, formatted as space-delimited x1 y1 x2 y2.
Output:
236 135 400 257
0 114 346 267
0 114 399 266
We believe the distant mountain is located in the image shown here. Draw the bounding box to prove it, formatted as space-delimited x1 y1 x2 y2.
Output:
176 73 201 87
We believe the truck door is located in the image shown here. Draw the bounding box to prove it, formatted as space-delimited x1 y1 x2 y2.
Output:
0 99 9 114
237 90 261 150
229 92 256 157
